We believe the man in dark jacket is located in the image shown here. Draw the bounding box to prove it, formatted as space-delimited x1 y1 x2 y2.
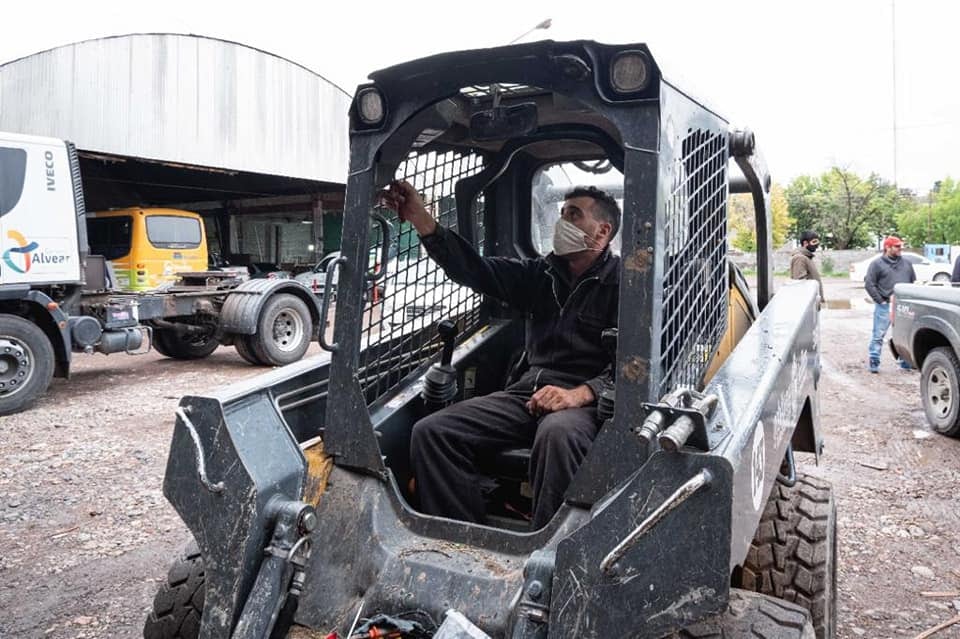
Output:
790 230 823 303
865 235 916 373
380 180 620 529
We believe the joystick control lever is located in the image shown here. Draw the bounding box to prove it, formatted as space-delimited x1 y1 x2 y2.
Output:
422 320 459 411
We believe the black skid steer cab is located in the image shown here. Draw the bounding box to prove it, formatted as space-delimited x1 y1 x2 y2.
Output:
146 40 835 639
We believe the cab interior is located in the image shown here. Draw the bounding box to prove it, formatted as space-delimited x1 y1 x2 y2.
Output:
277 83 758 531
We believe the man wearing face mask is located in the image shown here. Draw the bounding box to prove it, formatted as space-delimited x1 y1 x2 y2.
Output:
790 230 824 304
380 180 620 529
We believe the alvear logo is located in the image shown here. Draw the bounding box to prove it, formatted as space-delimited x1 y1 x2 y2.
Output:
3 230 39 273
3 230 70 274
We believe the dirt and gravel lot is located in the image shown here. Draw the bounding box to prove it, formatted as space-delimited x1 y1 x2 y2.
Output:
1 278 959 638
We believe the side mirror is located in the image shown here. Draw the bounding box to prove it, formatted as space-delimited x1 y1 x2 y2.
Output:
469 102 538 141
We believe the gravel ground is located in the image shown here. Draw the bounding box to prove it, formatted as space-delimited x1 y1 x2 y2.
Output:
1 278 959 638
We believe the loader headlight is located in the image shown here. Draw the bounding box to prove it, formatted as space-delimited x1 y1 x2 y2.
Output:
610 51 651 93
357 88 386 125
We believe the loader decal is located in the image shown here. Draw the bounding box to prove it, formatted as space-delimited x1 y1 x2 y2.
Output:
3 230 39 274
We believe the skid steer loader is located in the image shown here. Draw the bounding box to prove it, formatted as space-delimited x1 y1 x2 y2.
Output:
145 40 836 639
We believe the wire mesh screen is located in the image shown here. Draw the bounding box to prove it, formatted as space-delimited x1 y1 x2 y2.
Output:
358 150 486 405
659 128 729 395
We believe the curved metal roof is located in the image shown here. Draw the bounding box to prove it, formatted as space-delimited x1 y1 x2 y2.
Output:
0 33 351 184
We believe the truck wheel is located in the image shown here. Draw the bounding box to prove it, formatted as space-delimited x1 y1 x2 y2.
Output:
151 330 174 358
154 328 220 360
234 335 265 365
143 543 204 639
675 590 814 638
920 347 960 436
250 293 312 365
0 314 55 415
734 474 836 639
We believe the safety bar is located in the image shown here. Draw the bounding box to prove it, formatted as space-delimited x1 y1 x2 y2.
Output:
319 256 347 352
366 213 392 282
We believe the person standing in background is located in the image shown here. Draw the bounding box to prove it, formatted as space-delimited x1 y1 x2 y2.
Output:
790 230 824 305
864 235 916 373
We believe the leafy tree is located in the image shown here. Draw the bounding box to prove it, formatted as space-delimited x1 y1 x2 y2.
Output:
896 179 960 245
785 168 905 249
729 183 793 252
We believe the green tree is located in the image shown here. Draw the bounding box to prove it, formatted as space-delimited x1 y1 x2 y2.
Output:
785 168 904 249
728 183 793 252
896 178 960 245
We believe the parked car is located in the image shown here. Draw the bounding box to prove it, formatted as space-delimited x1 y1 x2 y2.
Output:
890 283 960 437
849 252 952 284
381 258 471 332
294 252 341 296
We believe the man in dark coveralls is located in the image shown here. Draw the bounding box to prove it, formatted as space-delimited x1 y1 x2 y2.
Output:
380 180 621 529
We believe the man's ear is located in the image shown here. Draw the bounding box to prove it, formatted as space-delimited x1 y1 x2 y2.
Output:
598 221 612 242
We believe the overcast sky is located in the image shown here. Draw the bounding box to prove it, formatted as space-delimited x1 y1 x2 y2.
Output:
2 0 956 192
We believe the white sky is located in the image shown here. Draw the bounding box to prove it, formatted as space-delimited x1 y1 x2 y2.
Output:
2 0 956 192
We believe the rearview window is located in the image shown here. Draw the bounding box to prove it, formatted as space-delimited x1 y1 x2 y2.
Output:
531 161 624 255
146 215 202 249
86 216 133 260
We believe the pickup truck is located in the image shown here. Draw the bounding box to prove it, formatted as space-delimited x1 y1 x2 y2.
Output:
890 283 960 436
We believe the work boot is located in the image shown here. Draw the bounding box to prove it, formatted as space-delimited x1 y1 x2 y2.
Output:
869 358 880 373
898 359 913 370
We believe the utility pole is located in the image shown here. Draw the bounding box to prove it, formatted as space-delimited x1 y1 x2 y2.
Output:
891 0 899 187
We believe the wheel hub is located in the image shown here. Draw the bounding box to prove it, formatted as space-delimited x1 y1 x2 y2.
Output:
271 310 304 352
927 365 953 418
0 338 33 397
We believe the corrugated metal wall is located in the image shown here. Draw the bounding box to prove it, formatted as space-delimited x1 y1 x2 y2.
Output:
0 34 350 184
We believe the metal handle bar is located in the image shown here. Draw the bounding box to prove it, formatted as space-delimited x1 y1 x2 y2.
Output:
319 257 347 352
175 406 225 494
600 468 712 574
366 213 392 282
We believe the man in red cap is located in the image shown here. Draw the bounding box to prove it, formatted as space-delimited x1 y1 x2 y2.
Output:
864 235 916 373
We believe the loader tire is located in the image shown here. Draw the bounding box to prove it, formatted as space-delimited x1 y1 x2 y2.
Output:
249 293 312 366
233 335 266 365
143 543 205 639
735 474 837 639
0 314 54 415
920 346 960 436
673 590 814 638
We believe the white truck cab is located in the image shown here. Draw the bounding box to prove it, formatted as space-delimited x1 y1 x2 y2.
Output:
1 132 85 287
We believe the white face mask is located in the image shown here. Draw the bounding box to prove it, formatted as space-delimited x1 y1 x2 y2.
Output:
552 218 591 256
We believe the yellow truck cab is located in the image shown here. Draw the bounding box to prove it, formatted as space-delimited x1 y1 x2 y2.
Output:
86 208 207 291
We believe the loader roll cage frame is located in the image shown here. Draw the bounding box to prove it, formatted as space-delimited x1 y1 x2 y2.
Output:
159 40 826 639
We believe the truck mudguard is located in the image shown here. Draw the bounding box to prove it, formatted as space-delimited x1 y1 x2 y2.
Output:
219 279 322 336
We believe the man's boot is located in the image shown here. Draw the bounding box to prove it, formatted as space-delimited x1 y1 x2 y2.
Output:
869 357 880 373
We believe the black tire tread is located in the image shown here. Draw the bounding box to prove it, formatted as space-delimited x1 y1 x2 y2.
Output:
234 335 265 365
0 313 55 415
143 544 205 639
673 590 815 638
736 474 836 639
920 346 960 437
153 328 219 360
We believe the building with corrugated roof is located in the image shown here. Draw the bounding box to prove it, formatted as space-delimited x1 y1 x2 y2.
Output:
0 33 353 266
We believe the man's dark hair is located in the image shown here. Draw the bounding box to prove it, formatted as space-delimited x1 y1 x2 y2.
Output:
799 230 820 245
564 186 621 239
